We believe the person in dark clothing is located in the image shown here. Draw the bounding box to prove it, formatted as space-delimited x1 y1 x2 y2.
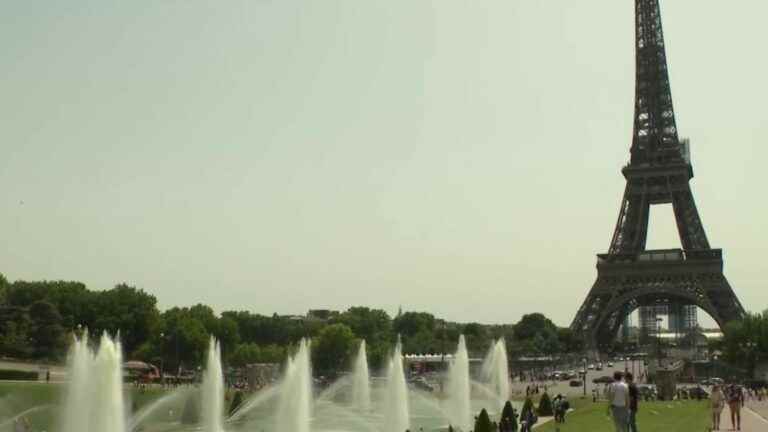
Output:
626 372 639 432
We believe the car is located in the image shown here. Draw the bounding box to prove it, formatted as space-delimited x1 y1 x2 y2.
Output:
596 363 603 371
570 380 583 387
687 387 709 399
607 362 614 368
588 364 595 370
593 375 614 384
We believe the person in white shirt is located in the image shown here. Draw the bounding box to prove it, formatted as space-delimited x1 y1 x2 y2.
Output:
606 371 630 432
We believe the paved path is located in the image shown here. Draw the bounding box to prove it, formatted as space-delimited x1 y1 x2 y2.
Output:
740 406 768 431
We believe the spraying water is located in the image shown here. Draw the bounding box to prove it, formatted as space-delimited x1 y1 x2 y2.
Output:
275 339 312 432
351 340 371 412
383 336 409 432
480 338 510 410
445 335 471 431
62 332 126 432
201 337 225 432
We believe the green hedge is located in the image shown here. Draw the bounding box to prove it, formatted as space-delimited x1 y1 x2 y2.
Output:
0 369 39 381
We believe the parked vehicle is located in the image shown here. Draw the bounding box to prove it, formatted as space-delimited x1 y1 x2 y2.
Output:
569 380 583 387
593 375 614 384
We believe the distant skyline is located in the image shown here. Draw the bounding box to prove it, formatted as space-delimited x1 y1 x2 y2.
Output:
2 1 766 326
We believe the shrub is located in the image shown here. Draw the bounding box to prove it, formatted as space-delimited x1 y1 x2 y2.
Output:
474 408 493 432
537 392 553 416
0 369 38 380
520 397 534 420
500 400 518 431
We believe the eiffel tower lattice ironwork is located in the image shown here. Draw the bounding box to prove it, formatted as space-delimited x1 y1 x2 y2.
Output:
570 0 745 350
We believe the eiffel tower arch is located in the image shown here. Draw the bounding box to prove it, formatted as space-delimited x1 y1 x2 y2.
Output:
570 0 745 350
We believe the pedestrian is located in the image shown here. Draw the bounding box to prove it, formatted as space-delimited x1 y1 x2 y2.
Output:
727 384 743 431
710 384 725 431
553 394 569 423
606 371 629 432
626 372 639 432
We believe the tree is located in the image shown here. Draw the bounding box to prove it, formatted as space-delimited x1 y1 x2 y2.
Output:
520 397 534 422
91 284 160 355
230 343 262 367
500 400 518 431
722 310 768 378
160 307 210 369
312 323 356 375
474 408 493 432
393 312 435 338
214 315 241 360
28 301 65 358
514 313 557 341
0 273 8 304
557 327 582 353
537 392 553 416
0 306 33 357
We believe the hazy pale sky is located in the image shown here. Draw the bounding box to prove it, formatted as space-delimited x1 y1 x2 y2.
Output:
2 1 766 326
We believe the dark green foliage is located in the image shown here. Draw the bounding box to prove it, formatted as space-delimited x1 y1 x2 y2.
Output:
500 400 518 431
722 310 768 377
229 390 244 416
537 392 553 416
0 306 33 357
474 408 494 432
0 369 38 380
0 273 576 371
335 307 392 368
312 323 356 375
29 301 65 358
520 397 534 421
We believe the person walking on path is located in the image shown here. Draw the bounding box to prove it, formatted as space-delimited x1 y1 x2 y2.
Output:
626 372 639 432
710 384 726 430
728 384 744 431
606 371 629 432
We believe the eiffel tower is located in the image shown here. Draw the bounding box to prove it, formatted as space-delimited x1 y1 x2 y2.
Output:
570 0 745 350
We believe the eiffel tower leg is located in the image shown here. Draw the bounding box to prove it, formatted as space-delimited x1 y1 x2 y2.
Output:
609 181 650 254
671 183 710 250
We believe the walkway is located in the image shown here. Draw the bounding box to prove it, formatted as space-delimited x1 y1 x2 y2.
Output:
740 406 768 431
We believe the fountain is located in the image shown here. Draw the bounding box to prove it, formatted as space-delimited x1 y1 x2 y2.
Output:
201 337 225 432
12 330 523 432
382 336 410 432
62 332 126 432
351 340 371 412
445 335 471 431
481 338 510 410
275 338 312 432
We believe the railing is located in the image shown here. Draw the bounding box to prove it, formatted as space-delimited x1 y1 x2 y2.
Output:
598 249 722 264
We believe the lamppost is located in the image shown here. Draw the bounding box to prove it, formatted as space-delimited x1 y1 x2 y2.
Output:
159 332 166 381
582 357 587 397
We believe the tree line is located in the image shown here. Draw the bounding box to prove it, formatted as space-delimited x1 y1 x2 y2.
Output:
0 273 608 374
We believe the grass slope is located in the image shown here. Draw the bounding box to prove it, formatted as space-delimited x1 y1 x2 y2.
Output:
536 399 711 432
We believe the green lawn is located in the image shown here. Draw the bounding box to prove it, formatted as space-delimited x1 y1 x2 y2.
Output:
536 399 711 432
